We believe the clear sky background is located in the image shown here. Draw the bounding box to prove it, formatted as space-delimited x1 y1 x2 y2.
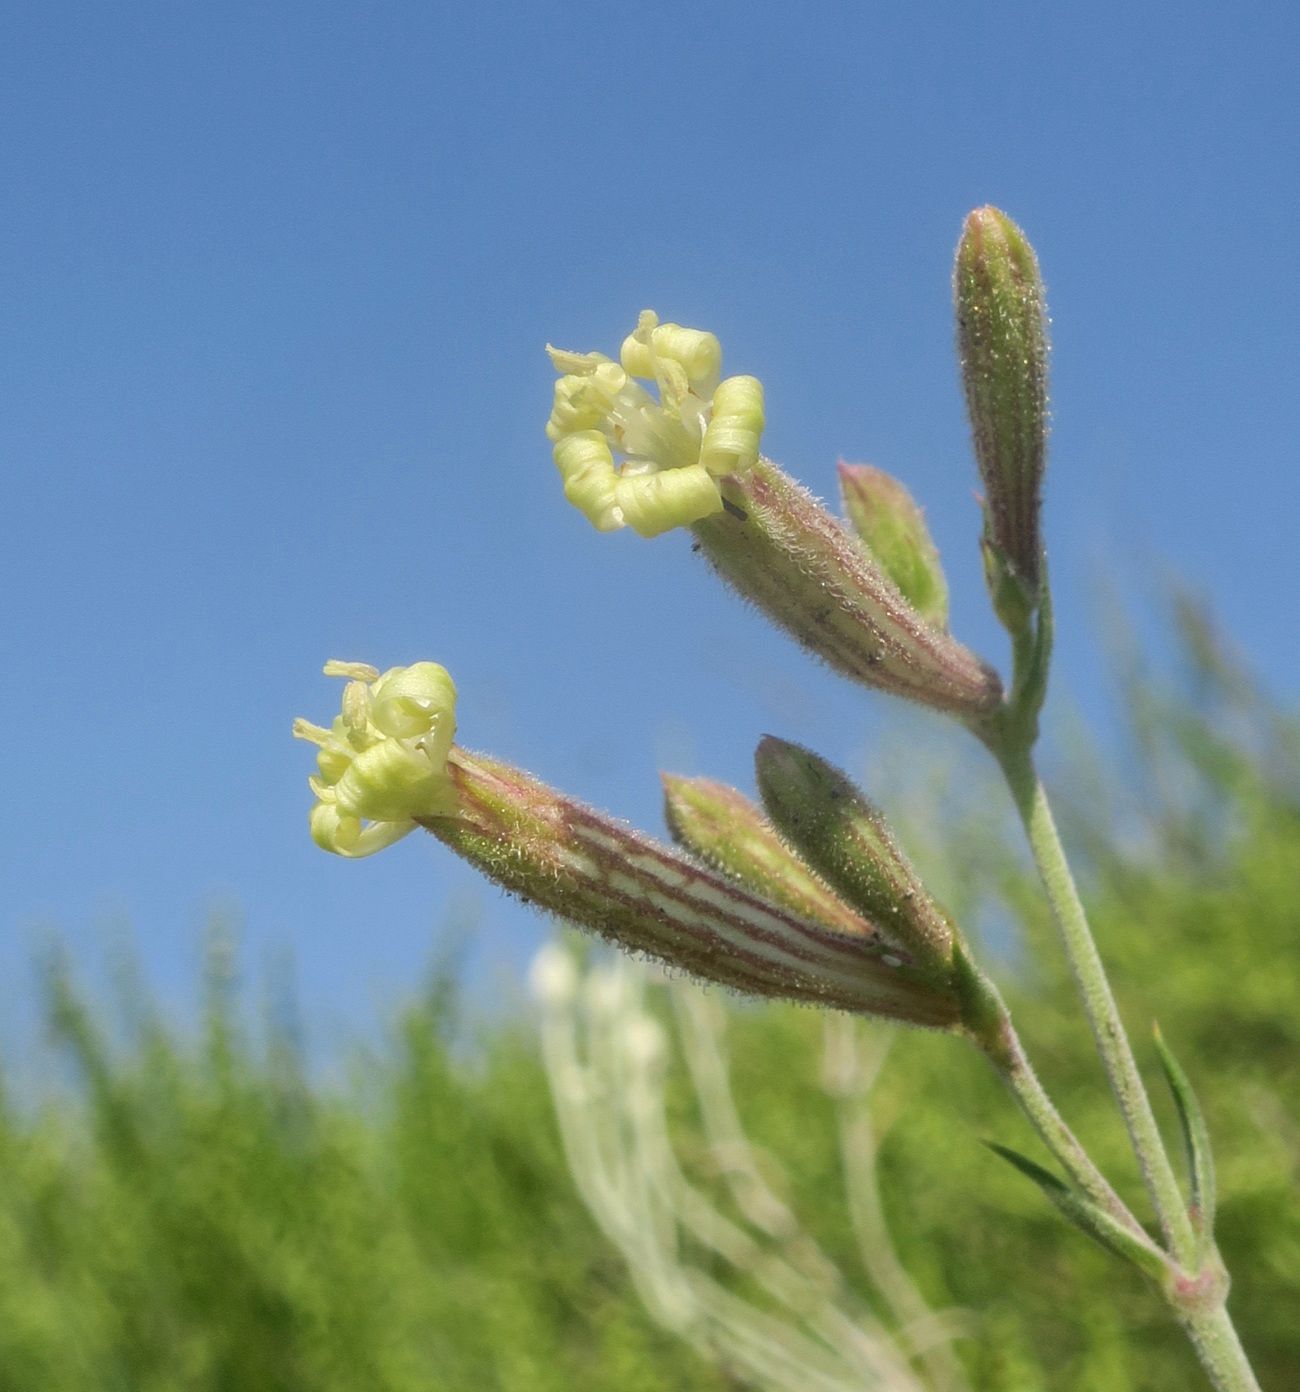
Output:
4 1 1297 1062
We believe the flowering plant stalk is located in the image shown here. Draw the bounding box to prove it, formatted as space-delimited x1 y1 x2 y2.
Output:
294 213 1265 1390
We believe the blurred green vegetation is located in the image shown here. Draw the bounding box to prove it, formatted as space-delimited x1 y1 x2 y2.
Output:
2 606 1296 1391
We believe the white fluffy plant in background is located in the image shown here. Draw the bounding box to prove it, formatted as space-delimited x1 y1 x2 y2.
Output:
295 210 1266 1392
528 943 972 1392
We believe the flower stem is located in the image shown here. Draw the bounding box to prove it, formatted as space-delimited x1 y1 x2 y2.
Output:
997 746 1195 1259
994 743 1261 1392
979 999 1151 1244
1179 1303 1264 1392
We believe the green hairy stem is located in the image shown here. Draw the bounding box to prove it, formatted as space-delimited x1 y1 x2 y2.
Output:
990 709 1261 1392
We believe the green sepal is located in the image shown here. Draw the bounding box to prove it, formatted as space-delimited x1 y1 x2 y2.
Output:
1153 1023 1217 1254
1007 557 1053 740
980 545 1055 757
985 1141 1171 1284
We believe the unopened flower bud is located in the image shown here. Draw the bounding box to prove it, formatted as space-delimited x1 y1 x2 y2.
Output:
837 462 949 630
754 736 956 975
662 773 871 936
955 206 1050 595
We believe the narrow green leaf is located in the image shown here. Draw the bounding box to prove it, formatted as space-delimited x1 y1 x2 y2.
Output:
985 1141 1171 1283
1153 1022 1217 1249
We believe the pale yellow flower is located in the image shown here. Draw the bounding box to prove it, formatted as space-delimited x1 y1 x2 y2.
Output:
293 659 458 857
546 310 765 537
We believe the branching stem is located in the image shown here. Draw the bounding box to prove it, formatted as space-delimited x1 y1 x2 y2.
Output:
980 1001 1153 1246
984 660 1262 1392
997 743 1198 1263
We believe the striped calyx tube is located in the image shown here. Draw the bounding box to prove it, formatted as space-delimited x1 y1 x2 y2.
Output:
692 458 1002 719
294 657 962 1027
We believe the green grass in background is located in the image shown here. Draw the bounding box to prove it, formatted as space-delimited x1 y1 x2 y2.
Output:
1 616 1296 1391
0 949 731 1392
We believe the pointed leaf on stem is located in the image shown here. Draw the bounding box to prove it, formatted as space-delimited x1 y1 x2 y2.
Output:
985 1141 1171 1283
1153 1023 1217 1252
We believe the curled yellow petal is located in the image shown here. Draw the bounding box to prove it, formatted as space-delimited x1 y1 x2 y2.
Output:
616 466 721 538
649 320 721 395
618 309 661 379
553 431 623 531
546 363 628 443
370 662 457 742
699 374 765 476
309 803 416 859
620 310 721 396
334 732 455 823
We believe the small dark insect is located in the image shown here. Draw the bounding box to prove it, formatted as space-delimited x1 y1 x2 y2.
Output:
720 496 748 522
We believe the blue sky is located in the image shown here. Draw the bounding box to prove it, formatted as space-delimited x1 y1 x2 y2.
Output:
3 1 1297 1059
